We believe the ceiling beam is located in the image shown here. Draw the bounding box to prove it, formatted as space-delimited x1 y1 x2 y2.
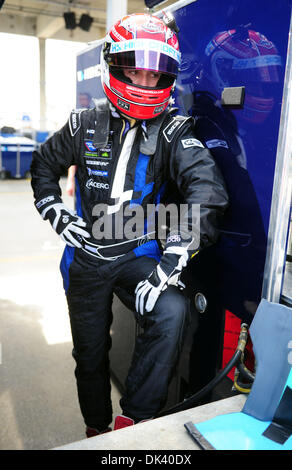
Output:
50 24 106 42
1 2 107 23
30 0 106 15
36 15 63 38
0 12 36 36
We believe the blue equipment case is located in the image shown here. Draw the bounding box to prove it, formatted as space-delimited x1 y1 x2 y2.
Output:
0 134 35 178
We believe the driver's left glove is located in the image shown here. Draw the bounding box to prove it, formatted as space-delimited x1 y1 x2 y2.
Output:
135 234 197 316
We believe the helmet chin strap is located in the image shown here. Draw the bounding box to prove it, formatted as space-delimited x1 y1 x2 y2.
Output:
108 101 136 124
120 113 137 127
108 95 142 126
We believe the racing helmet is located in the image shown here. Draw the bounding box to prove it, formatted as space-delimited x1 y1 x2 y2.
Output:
100 13 181 120
205 28 282 123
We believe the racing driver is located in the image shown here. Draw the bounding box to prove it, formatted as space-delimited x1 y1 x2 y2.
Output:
30 13 228 437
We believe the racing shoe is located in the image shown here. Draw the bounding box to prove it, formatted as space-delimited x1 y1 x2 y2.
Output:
86 426 112 438
114 415 135 430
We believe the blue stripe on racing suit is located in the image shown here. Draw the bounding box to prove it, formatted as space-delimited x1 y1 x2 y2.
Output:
134 239 161 263
60 245 75 293
59 176 81 293
130 153 154 207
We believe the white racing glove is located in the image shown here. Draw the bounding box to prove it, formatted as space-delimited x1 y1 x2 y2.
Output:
135 234 196 316
35 195 90 248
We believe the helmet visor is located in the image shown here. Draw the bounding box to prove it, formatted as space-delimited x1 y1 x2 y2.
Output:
108 38 181 77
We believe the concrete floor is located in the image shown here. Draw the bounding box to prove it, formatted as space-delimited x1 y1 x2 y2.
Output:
0 177 121 450
56 394 247 450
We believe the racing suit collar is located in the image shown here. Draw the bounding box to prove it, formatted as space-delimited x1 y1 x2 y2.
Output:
92 97 169 156
111 101 169 156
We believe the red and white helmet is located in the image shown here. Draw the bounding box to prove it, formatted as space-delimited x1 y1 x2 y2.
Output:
205 28 282 123
101 13 181 120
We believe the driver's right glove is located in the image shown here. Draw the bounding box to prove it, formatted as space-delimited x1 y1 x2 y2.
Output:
35 195 90 248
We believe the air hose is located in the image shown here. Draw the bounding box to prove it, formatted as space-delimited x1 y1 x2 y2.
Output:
233 337 256 394
156 323 254 418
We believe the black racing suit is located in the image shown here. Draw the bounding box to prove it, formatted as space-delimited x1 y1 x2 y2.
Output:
31 99 228 429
